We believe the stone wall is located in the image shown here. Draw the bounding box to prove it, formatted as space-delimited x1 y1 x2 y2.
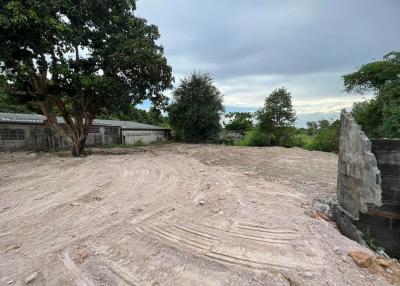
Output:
0 123 120 152
334 110 400 258
336 110 382 219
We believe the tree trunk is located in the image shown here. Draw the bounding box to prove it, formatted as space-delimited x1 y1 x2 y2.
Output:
71 135 87 157
39 99 94 157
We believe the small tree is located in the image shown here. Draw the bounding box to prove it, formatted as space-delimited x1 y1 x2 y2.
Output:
224 112 254 135
257 87 296 132
0 0 172 156
169 72 223 142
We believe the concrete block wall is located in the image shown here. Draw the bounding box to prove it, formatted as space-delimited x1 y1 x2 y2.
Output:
357 139 400 258
335 110 400 258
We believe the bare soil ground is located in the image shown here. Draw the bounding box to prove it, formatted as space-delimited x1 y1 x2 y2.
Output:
0 144 393 285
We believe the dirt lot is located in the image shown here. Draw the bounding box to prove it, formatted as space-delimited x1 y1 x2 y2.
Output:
0 144 392 285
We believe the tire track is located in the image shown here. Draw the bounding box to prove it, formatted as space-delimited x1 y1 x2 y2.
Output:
145 221 319 273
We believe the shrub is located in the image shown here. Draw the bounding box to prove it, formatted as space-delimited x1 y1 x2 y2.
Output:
311 121 340 152
292 133 315 150
239 130 274 146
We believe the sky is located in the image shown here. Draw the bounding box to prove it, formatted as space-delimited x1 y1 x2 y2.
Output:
136 0 400 127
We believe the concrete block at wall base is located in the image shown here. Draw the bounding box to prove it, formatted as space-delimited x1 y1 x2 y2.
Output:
379 164 400 177
356 221 400 258
381 177 400 192
382 188 397 203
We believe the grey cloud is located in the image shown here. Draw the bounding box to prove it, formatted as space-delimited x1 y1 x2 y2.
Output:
138 0 400 78
136 0 399 117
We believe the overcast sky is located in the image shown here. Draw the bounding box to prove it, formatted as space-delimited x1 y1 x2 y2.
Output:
136 0 400 126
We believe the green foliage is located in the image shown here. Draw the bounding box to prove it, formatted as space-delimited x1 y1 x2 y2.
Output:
251 87 297 146
0 0 173 156
99 105 169 127
363 228 385 253
343 51 400 94
224 112 254 135
169 72 224 142
257 87 297 132
352 99 384 138
312 120 340 152
344 51 400 139
0 89 30 113
239 130 274 147
306 121 318 135
292 133 315 150
0 75 38 113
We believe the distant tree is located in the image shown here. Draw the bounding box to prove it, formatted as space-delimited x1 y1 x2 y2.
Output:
169 72 223 142
343 51 400 138
0 0 172 156
257 87 297 132
312 119 340 153
100 105 169 127
318 119 331 129
224 112 254 135
306 121 318 135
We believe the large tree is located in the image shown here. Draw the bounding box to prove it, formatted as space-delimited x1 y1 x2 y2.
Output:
343 51 400 138
169 72 223 142
0 0 172 156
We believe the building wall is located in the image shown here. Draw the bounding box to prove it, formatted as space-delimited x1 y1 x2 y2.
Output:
0 123 120 151
122 129 168 145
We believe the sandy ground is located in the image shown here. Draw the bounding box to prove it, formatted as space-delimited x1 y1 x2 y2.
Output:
0 144 392 285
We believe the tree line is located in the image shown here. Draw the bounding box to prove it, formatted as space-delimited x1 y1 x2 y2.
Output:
0 1 398 155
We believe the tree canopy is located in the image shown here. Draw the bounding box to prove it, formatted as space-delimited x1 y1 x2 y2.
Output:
224 112 254 135
169 72 223 142
343 51 400 138
0 0 173 155
257 87 296 132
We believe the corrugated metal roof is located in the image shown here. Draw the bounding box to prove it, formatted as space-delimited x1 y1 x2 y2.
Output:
0 112 169 130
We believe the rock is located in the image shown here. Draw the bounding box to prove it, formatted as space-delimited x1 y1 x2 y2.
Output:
24 272 38 284
70 202 81 207
5 244 21 252
74 248 89 264
199 169 205 172
348 251 373 268
198 200 206 206
333 246 341 255
316 211 330 221
376 258 390 267
302 272 314 279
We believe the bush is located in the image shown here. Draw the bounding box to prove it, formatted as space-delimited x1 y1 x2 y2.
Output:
292 133 315 150
239 130 274 146
272 127 298 147
311 121 340 152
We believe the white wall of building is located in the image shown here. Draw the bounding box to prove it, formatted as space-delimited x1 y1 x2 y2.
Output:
122 130 168 145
